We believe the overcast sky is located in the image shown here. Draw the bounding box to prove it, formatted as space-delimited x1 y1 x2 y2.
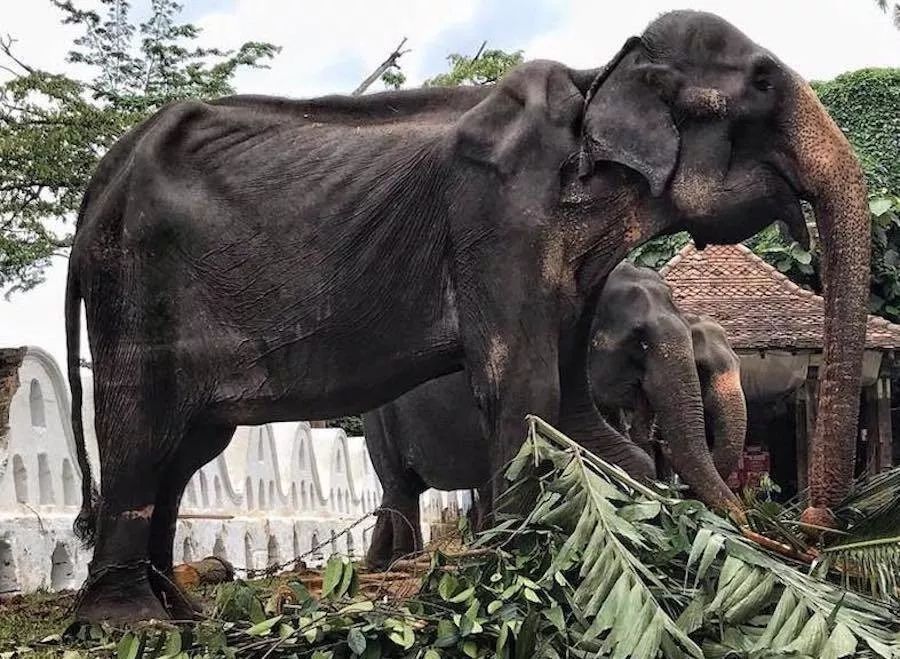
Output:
2 0 899 369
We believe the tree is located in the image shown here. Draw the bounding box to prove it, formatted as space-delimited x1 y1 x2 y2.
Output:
0 0 278 294
874 0 900 29
424 43 523 87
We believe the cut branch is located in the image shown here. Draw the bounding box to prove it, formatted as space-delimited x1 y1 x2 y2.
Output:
352 37 409 96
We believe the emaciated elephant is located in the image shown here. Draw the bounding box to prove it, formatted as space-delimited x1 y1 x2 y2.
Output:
363 262 747 567
66 11 869 622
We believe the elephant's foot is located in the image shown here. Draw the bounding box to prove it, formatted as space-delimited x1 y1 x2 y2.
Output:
75 563 169 625
150 569 204 620
365 514 395 571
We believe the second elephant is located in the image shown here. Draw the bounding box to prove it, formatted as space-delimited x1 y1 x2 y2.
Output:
591 272 747 481
363 262 747 567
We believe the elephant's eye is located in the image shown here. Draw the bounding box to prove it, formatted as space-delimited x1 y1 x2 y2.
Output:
750 56 776 92
752 75 773 92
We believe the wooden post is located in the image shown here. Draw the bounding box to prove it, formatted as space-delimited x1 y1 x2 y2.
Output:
801 367 819 493
876 373 893 471
795 387 808 493
864 383 879 475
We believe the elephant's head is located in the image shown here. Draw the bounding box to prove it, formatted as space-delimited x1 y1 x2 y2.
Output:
684 313 747 480
581 11 870 524
588 263 740 515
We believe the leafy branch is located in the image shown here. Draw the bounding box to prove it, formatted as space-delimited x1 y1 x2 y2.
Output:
0 0 278 294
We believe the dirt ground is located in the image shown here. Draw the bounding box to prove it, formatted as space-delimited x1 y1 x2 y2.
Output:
0 590 76 657
0 562 430 656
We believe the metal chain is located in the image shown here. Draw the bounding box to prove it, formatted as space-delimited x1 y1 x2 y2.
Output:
60 506 416 616
237 510 378 579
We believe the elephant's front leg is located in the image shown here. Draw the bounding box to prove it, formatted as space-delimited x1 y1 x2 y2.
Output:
456 278 562 508
472 337 561 507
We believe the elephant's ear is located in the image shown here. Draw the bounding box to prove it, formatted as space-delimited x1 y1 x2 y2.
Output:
452 61 587 178
581 38 680 196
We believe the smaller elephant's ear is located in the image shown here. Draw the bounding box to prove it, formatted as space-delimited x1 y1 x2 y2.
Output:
581 38 680 196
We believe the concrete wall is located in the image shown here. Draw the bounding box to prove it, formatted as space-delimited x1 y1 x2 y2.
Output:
0 347 472 595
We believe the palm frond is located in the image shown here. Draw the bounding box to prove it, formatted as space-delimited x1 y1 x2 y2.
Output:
514 415 900 658
518 427 702 657
817 466 900 600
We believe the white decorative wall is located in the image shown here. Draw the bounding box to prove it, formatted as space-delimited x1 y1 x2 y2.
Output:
0 347 472 595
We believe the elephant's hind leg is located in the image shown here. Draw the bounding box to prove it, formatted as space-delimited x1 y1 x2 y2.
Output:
147 424 235 619
366 487 423 569
74 359 191 624
74 417 172 623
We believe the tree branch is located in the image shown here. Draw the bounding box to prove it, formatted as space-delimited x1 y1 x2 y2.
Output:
0 35 36 75
351 37 409 96
471 40 487 63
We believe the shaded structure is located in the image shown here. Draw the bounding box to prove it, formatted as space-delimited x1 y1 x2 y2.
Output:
661 244 900 497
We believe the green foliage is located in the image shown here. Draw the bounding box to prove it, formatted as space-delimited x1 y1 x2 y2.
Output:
424 47 524 87
744 224 815 276
0 0 278 293
627 232 690 269
35 418 900 658
379 68 406 90
329 415 365 436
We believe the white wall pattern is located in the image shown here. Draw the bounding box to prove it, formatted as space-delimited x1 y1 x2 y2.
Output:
0 347 472 595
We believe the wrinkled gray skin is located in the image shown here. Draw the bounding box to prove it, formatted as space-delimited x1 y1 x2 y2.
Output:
589 268 747 488
363 262 746 567
66 10 869 622
625 312 746 482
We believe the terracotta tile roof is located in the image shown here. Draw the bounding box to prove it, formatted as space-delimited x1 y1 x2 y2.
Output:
659 243 900 351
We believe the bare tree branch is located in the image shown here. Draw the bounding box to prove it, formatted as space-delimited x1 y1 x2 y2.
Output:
471 40 487 63
0 35 36 75
352 37 409 96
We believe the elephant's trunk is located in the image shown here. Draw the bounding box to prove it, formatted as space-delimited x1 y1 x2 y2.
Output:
782 79 871 528
702 367 747 480
643 338 744 522
559 392 657 481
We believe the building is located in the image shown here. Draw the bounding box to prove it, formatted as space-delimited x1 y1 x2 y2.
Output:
661 243 900 496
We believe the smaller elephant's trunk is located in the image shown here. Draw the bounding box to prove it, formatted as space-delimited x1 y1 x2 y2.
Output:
643 342 744 522
702 368 747 480
559 381 656 481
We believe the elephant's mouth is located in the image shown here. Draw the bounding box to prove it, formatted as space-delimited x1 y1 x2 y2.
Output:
680 162 810 250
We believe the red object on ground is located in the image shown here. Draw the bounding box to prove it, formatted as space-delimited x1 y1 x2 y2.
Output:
742 447 771 489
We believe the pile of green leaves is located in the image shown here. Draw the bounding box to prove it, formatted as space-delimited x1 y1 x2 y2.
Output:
46 417 899 658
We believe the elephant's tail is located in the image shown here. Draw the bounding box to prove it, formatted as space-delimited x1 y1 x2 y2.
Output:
66 247 97 548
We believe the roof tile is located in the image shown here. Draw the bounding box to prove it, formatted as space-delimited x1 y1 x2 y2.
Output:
659 243 900 351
